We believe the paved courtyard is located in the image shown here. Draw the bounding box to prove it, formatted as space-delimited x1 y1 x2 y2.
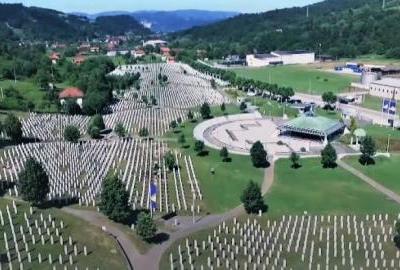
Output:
194 113 324 156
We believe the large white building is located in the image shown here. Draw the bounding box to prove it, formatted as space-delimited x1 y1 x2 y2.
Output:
143 39 167 47
369 78 400 100
246 50 315 67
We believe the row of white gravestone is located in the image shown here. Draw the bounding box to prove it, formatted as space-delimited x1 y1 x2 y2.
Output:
21 62 229 142
0 138 203 213
1 201 90 269
169 214 400 270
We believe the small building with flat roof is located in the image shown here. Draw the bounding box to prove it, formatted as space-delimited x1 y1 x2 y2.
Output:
369 77 400 100
278 116 345 145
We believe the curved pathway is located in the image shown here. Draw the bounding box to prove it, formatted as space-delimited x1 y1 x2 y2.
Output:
63 162 275 270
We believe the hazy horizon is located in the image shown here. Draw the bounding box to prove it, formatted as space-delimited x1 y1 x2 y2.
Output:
0 0 321 14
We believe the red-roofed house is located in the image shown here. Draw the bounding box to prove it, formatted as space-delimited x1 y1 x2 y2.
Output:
50 52 60 64
59 87 84 108
73 55 86 65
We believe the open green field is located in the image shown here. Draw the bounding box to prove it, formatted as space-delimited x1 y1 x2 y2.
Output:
363 125 400 151
266 158 399 216
0 198 126 269
342 54 400 66
164 105 265 213
360 95 383 112
0 80 58 112
234 65 357 94
344 154 400 195
250 97 298 118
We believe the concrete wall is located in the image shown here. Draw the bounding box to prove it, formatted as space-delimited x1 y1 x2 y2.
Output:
369 84 400 100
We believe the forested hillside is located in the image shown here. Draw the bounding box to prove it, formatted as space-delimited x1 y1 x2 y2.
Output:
171 0 400 58
0 4 151 41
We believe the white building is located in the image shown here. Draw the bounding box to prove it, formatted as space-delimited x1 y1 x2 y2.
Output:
369 78 400 100
143 39 167 47
246 50 315 67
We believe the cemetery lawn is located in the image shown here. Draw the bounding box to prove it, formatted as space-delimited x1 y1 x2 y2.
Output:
343 154 400 195
234 65 357 95
0 198 126 269
266 158 399 216
164 105 265 213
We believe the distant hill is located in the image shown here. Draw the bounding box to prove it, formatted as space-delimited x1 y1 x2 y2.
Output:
171 0 400 59
74 10 240 33
0 4 151 41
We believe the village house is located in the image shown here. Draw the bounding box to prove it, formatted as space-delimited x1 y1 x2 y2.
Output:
58 87 85 108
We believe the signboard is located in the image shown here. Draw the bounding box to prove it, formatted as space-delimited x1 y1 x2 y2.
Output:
382 99 397 116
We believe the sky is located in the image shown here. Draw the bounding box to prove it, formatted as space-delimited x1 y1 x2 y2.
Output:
1 0 320 14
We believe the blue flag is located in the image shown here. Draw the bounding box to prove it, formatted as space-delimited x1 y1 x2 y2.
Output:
150 182 157 210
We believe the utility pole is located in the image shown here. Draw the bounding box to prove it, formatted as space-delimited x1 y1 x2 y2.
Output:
382 0 386 9
306 6 309 18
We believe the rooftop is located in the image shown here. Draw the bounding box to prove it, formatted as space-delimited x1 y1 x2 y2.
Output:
59 87 84 99
254 53 277 59
370 78 400 88
279 116 345 137
272 50 313 55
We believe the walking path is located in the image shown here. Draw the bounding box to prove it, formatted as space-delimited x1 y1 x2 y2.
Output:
62 163 275 270
337 159 400 204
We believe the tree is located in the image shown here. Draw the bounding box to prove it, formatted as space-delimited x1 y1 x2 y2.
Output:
211 79 216 89
164 151 176 171
19 158 49 205
142 95 148 105
139 127 149 137
194 140 205 155
290 152 301 169
100 174 131 223
240 101 247 112
200 102 211 119
349 117 357 134
220 147 229 162
394 221 400 249
250 141 268 168
321 143 337 168
88 126 101 139
89 114 105 130
187 110 194 121
64 125 80 143
4 114 23 142
178 134 186 145
114 123 126 137
136 212 157 241
359 136 376 165
240 181 265 214
322 92 337 110
169 120 178 130
220 103 226 113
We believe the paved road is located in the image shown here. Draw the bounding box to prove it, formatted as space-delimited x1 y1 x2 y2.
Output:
62 163 275 270
337 159 400 204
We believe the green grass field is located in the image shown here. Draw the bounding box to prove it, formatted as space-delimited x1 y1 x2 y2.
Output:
363 125 400 151
0 80 58 112
164 105 265 213
250 97 298 118
0 198 126 269
234 65 357 94
344 154 400 195
360 95 383 112
266 158 399 216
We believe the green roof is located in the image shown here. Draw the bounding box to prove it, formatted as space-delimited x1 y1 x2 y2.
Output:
279 116 345 137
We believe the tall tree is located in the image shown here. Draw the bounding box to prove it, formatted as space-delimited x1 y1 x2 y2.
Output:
359 136 376 165
194 140 205 155
136 212 157 241
114 123 126 138
100 174 131 223
200 102 211 119
321 143 337 168
164 151 176 171
220 147 229 162
3 114 22 142
250 141 268 168
290 152 301 169
19 158 49 205
240 181 265 214
64 125 80 143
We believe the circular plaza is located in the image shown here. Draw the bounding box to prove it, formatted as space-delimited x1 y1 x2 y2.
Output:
193 113 328 156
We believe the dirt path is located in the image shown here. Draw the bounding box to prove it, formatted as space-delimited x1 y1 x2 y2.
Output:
62 161 276 270
337 159 400 204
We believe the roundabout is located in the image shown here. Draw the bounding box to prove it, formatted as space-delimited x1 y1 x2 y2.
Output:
193 112 324 156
